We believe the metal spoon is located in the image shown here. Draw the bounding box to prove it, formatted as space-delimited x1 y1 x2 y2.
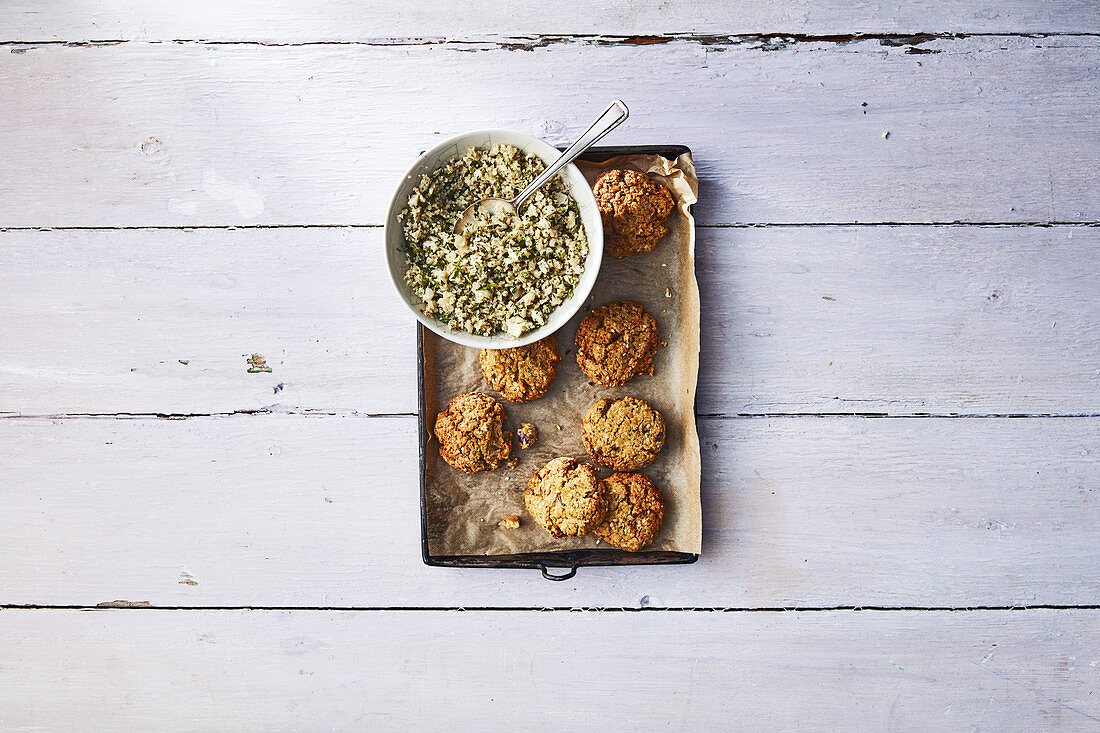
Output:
452 100 629 234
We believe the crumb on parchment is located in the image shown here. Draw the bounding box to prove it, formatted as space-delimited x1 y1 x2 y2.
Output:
498 515 521 529
517 422 538 449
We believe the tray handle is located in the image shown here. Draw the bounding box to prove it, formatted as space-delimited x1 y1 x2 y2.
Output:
539 564 579 581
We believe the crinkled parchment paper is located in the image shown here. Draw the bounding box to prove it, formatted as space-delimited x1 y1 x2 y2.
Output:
423 153 701 556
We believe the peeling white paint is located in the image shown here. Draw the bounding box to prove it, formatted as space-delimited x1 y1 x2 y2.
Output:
201 168 265 219
167 198 199 216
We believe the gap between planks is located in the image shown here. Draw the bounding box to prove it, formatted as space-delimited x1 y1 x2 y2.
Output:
4 604 1100 612
2 32 1099 50
4 412 1100 420
0 222 1097 232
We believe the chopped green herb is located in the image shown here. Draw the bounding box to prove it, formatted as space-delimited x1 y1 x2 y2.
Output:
398 143 588 337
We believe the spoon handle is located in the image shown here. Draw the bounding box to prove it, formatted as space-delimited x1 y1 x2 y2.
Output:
513 100 629 209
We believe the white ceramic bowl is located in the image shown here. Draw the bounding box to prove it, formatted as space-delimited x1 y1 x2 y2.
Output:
384 129 604 349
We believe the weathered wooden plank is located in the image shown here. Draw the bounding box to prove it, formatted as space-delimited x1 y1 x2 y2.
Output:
3 226 1097 417
2 414 1096 608
6 0 1099 40
0 227 416 416
698 224 1100 415
2 608 1097 730
1 37 1097 226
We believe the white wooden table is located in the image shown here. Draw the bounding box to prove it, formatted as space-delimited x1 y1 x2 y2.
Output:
3 3 1099 729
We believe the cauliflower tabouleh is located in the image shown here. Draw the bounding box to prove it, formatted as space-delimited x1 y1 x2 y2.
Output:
399 144 588 337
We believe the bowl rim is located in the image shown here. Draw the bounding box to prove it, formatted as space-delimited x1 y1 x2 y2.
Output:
383 128 604 350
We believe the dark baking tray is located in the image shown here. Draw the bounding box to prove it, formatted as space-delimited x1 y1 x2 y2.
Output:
418 144 698 580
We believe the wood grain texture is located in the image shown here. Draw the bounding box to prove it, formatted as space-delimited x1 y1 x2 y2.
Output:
0 227 415 416
1 37 1098 226
4 2 1099 726
2 414 1096 608
700 224 1100 415
4 226 1097 417
2 608 1098 730
6 0 1100 40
